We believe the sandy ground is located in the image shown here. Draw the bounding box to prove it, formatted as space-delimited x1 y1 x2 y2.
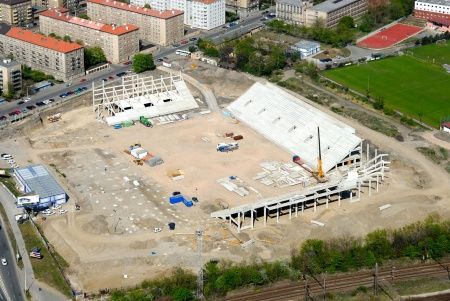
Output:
1 66 450 294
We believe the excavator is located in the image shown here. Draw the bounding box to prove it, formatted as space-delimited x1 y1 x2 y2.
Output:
292 127 326 183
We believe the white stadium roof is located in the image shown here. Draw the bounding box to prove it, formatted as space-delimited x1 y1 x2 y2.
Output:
227 82 362 172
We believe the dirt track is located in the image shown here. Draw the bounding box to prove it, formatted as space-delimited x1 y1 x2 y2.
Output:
1 66 449 293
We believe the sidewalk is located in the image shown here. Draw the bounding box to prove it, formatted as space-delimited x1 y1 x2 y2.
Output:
0 185 68 301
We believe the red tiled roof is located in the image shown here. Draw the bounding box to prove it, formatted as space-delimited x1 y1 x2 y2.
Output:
429 17 450 27
87 0 184 19
6 27 83 53
442 122 450 129
39 9 139 35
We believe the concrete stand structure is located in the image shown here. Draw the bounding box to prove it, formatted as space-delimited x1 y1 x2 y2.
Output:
92 73 199 125
211 149 390 232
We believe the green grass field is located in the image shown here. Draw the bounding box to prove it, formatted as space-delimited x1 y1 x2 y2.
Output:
323 42 450 127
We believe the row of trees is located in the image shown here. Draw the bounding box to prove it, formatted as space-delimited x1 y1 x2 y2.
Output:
267 18 356 47
359 0 415 32
107 216 450 300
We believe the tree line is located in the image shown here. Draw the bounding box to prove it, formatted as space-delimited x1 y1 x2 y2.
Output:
104 215 450 300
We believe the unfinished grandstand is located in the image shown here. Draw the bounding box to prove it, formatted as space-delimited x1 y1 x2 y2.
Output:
211 82 390 231
92 73 199 125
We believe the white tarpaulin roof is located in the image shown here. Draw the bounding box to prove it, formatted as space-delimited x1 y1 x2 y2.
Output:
227 82 362 172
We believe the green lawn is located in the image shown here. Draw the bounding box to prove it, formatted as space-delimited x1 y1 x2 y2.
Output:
19 222 72 297
323 44 450 127
410 41 450 66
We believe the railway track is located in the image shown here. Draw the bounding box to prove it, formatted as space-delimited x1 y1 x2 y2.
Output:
220 261 450 301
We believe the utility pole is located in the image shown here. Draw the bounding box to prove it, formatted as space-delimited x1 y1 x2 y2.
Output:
374 262 379 295
196 229 204 299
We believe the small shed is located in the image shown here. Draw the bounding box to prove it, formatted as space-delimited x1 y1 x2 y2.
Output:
130 147 148 159
147 156 164 167
290 40 321 59
441 122 450 134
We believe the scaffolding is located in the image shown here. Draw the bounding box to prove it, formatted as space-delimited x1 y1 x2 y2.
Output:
211 146 390 232
92 73 198 124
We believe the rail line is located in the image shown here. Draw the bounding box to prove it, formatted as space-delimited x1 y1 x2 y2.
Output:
220 261 450 301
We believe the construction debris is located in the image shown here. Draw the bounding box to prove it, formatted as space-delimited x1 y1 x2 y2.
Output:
379 204 392 211
217 176 249 197
47 113 61 123
254 161 310 188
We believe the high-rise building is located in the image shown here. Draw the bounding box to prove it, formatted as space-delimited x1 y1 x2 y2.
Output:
276 0 312 25
39 8 139 64
131 0 225 30
87 0 184 46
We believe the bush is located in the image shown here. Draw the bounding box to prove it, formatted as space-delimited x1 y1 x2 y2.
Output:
383 106 395 116
372 97 384 110
22 66 54 82
132 53 156 73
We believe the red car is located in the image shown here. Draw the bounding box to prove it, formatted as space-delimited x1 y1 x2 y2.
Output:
180 39 188 45
108 76 114 80
8 110 20 116
124 61 132 65
80 78 87 82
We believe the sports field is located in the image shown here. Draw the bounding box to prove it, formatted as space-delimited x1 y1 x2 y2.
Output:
323 42 450 127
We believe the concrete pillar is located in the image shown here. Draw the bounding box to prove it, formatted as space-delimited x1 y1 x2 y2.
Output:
314 199 317 212
326 197 329 209
251 209 254 229
289 205 292 219
295 203 298 217
277 207 279 223
302 203 304 215
350 190 353 201
229 216 231 228
338 193 341 206
369 179 372 196
237 212 241 233
264 207 266 227
376 175 379 191
367 143 369 162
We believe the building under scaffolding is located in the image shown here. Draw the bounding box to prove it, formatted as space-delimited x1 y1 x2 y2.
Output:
211 148 390 232
92 73 199 125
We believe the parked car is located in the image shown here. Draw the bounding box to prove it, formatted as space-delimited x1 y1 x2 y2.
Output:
1 153 12 159
49 98 55 102
123 61 132 65
80 78 87 82
52 205 61 210
108 76 114 80
59 93 67 98
59 209 67 215
116 72 127 77
0 116 6 121
189 37 197 41
21 108 28 113
157 58 164 62
26 105 36 110
163 56 169 60
36 101 45 106
102 78 108 82
42 99 51 105
17 101 25 105
1 258 7 266
180 39 188 45
24 97 31 102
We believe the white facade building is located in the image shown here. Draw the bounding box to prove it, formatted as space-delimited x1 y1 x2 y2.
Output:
414 0 450 21
130 0 225 30
290 40 321 59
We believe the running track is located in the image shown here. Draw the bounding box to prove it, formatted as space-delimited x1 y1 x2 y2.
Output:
357 24 423 49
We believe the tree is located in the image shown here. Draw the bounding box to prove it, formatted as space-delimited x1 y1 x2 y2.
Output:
144 3 151 8
188 45 197 53
78 13 90 20
75 39 84 45
63 35 71 42
203 47 219 57
337 16 355 31
132 53 156 73
172 288 194 301
84 47 107 69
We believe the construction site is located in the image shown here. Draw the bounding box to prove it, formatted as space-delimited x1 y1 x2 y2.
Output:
2 64 450 293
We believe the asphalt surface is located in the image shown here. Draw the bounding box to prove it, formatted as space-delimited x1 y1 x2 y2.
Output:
0 220 25 301
0 9 272 119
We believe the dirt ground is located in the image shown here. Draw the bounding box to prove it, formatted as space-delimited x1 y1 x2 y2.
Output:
2 67 450 294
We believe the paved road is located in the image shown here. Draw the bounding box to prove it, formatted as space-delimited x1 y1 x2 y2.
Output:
0 185 67 301
0 210 25 301
0 8 272 120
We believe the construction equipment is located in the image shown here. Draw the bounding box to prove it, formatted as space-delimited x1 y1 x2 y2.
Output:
292 127 326 183
47 113 61 123
139 116 153 127
216 142 239 152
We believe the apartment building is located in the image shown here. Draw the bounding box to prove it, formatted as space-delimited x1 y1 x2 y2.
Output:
87 0 184 46
131 0 225 30
39 9 139 64
0 0 32 26
414 0 450 21
225 0 258 17
276 0 312 25
305 0 367 28
0 23 84 81
0 58 21 94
